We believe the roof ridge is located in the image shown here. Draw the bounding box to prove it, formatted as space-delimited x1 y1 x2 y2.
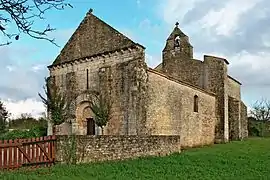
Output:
50 10 144 66
89 12 144 48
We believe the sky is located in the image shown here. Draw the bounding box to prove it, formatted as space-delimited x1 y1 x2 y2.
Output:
1 0 270 118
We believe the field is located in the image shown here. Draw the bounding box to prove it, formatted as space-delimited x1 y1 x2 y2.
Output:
1 138 270 180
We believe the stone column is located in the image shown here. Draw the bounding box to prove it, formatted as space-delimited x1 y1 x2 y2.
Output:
228 97 241 140
71 121 79 135
47 120 53 135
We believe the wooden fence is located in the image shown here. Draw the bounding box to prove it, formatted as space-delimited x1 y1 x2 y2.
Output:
0 135 56 170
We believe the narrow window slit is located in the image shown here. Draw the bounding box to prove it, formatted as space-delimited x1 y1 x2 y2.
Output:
86 69 89 89
194 95 198 112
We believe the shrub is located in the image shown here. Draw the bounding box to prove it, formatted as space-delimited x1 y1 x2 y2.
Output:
248 117 270 137
0 126 47 140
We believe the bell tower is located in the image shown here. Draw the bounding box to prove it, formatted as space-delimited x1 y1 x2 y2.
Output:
162 22 193 58
160 22 195 81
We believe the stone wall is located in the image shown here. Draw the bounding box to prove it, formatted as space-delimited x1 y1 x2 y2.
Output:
159 49 246 144
99 56 148 135
162 51 204 88
228 96 241 140
56 135 181 163
55 122 72 135
240 101 248 138
228 76 241 100
204 55 229 143
146 69 216 148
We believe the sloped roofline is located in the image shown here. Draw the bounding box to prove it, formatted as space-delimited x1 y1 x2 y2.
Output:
228 75 242 85
147 68 216 97
50 10 145 67
88 11 145 49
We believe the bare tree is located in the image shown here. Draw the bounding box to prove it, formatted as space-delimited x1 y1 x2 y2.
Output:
0 0 73 46
250 98 270 122
88 91 112 135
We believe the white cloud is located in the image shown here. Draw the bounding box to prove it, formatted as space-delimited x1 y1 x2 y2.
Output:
158 0 270 107
181 48 270 107
0 45 49 102
161 0 204 25
1 1 270 119
262 33 270 47
199 0 261 36
6 65 16 72
247 106 252 116
160 0 262 36
0 27 77 119
145 54 161 68
31 64 45 72
3 98 45 119
198 50 270 106
229 51 270 72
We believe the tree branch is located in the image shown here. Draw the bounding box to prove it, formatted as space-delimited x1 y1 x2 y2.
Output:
251 98 270 121
0 0 72 46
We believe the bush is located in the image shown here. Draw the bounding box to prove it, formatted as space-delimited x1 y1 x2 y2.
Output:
248 117 270 137
0 126 47 140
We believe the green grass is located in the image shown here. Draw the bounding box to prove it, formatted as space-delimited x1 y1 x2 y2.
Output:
1 138 270 180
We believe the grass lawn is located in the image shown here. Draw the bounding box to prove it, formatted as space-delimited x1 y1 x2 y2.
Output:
1 137 270 180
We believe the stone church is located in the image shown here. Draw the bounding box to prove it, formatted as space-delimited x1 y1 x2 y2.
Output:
47 10 248 148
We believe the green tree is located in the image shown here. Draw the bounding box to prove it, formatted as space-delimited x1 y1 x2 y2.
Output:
0 100 9 134
8 113 47 130
89 91 112 135
38 77 72 126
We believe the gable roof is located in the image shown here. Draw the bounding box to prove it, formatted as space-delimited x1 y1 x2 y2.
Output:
167 26 187 40
50 10 144 66
162 23 192 52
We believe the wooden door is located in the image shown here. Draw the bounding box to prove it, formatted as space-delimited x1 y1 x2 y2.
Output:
87 118 95 135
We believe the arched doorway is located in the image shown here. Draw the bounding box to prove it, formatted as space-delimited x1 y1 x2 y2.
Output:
75 101 96 135
86 117 95 135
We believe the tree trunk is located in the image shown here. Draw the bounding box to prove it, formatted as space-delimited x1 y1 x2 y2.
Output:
101 127 104 135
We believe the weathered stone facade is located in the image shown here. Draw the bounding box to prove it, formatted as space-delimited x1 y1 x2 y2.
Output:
157 23 247 143
146 69 216 148
47 10 248 147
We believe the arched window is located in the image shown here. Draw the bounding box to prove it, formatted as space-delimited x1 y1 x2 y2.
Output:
194 95 198 112
174 35 180 48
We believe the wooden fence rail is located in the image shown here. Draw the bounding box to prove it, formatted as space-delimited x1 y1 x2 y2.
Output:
0 135 56 170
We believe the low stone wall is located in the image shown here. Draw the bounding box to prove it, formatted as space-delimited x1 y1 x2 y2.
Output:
56 135 181 163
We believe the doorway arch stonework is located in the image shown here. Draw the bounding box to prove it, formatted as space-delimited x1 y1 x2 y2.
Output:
75 101 92 135
71 91 101 135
